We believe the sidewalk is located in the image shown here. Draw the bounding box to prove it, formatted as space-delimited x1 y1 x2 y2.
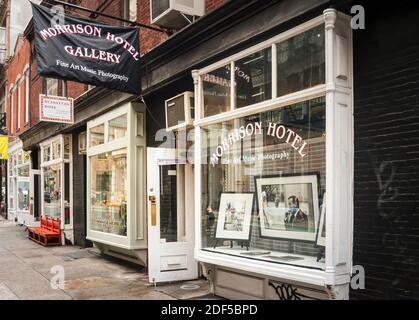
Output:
0 217 212 300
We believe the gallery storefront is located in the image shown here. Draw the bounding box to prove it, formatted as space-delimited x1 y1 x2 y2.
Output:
39 134 73 244
190 9 354 299
7 139 33 226
86 101 148 265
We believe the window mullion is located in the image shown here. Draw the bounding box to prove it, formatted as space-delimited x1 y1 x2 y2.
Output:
230 61 235 111
271 43 277 99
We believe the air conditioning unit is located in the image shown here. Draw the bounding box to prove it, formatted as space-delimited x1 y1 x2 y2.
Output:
78 131 87 155
151 0 205 30
165 91 194 131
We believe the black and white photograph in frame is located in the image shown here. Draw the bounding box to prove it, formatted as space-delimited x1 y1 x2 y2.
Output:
255 174 320 241
215 193 254 241
316 193 326 247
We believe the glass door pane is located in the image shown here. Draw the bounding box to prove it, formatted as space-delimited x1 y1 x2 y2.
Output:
159 164 186 243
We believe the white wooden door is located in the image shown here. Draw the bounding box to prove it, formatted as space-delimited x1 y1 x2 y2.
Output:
147 147 197 283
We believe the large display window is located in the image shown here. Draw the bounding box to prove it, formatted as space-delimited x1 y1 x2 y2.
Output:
8 145 30 219
40 135 73 233
86 102 146 249
201 98 326 269
90 149 128 236
193 10 354 289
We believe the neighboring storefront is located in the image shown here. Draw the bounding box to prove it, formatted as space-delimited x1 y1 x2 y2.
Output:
39 135 73 244
86 101 148 265
7 139 32 225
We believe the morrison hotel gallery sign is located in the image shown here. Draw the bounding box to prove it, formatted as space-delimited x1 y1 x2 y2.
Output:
31 3 140 95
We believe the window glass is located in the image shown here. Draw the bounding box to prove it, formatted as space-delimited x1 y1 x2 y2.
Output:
203 64 232 117
52 140 61 160
159 164 178 242
43 145 51 162
151 0 169 18
18 165 29 177
9 178 14 210
277 24 325 96
90 124 105 147
46 78 59 96
201 97 326 269
23 151 30 164
64 163 70 225
64 136 71 160
109 115 127 141
43 164 61 219
17 80 21 128
17 180 29 211
9 158 14 176
9 178 14 193
25 70 30 123
90 149 128 236
17 151 23 165
236 48 272 108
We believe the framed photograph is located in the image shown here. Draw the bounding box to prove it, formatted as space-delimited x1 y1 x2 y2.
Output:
316 193 326 247
215 192 255 241
255 174 320 242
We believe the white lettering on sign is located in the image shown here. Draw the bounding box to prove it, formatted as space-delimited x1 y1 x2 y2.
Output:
210 122 308 167
39 25 140 62
39 94 74 124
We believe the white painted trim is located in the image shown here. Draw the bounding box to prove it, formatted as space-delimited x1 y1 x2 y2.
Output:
196 250 326 287
194 84 326 127
198 15 324 75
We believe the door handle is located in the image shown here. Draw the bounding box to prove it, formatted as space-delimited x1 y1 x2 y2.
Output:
149 196 157 226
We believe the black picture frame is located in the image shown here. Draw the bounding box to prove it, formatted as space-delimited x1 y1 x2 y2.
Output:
253 172 322 243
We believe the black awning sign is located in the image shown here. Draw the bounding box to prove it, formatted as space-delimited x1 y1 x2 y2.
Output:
31 3 141 95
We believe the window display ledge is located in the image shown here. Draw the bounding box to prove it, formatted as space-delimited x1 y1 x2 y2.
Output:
87 233 148 251
196 249 327 287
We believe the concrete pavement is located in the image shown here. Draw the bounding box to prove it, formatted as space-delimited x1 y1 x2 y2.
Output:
0 217 212 300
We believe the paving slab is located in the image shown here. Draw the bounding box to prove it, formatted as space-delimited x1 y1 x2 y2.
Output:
0 216 214 300
0 283 19 300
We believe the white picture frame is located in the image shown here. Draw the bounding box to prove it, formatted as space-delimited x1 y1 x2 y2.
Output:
255 174 320 242
215 192 255 241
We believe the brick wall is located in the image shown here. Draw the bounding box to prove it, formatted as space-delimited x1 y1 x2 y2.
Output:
138 0 227 55
206 0 225 13
351 2 419 299
6 37 30 136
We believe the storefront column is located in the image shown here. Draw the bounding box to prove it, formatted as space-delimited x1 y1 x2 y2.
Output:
324 8 354 299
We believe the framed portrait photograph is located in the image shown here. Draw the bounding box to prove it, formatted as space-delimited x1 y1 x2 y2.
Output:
316 193 326 247
255 174 320 242
215 192 255 241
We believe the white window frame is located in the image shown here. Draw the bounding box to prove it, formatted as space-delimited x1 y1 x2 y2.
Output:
40 135 73 231
24 67 30 124
192 10 354 291
86 102 147 250
7 141 26 215
16 150 31 213
17 76 21 129
9 86 14 133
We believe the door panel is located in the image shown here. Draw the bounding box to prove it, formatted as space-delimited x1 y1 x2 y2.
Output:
147 148 197 283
